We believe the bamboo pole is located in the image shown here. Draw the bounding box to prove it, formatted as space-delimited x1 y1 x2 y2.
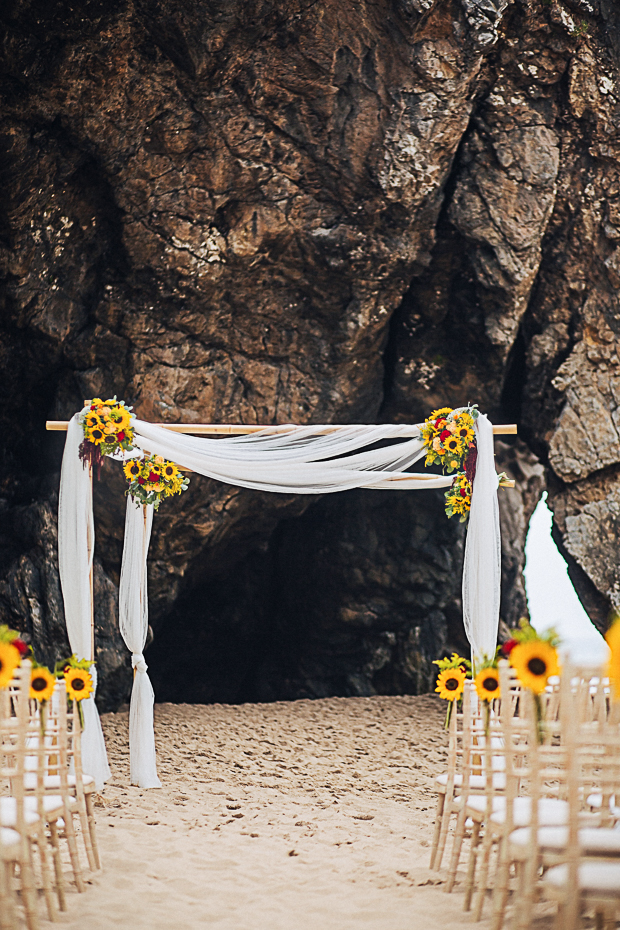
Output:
50 416 517 490
89 464 95 664
46 420 518 436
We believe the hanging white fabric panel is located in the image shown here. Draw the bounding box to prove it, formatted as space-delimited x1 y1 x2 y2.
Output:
462 414 501 665
119 500 161 788
58 413 111 790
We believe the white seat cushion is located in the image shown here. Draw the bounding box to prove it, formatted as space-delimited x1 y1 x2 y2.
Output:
24 773 95 791
0 798 39 827
436 773 505 790
511 826 620 855
544 861 620 894
455 795 506 814
0 828 20 849
490 797 569 827
0 796 77 827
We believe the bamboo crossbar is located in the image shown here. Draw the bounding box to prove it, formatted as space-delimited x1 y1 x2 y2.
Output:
46 420 518 436
47 417 517 487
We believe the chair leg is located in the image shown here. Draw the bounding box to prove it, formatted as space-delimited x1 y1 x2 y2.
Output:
463 820 481 912
85 794 101 870
435 797 453 873
77 801 97 872
429 793 446 870
445 809 468 893
472 825 495 922
514 850 538 930
36 827 58 923
20 846 41 930
62 813 85 893
0 859 18 930
48 821 67 911
489 838 512 930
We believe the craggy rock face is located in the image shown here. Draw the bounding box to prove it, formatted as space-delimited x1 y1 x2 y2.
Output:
0 0 617 708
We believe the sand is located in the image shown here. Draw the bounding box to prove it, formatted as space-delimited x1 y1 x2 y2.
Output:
53 694 553 930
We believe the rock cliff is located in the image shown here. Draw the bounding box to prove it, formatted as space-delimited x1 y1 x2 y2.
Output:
0 0 618 709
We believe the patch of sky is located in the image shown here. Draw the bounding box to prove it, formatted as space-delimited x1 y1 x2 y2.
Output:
524 492 608 666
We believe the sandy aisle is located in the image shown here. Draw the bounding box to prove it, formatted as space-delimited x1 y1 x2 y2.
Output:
54 695 535 930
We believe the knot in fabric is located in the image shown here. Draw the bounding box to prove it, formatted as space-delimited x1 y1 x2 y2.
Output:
132 653 148 673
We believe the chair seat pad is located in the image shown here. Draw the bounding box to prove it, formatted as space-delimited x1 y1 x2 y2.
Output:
435 773 505 790
0 798 39 827
455 795 505 814
510 826 620 854
490 797 569 827
24 773 95 791
0 828 20 849
544 861 620 893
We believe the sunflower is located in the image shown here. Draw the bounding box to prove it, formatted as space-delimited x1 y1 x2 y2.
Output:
474 667 500 702
162 462 179 480
102 433 117 446
85 413 101 428
123 460 143 481
30 667 55 702
451 498 466 515
111 407 132 430
89 428 105 445
444 436 463 455
435 667 466 701
606 619 620 697
510 640 559 694
455 425 474 443
0 642 21 689
429 407 453 419
64 668 94 702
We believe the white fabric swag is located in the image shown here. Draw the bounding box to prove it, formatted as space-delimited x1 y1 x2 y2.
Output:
58 409 501 789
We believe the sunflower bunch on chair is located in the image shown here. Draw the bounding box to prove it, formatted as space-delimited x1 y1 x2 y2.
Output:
54 655 95 727
474 655 501 736
502 618 561 743
0 624 28 688
434 653 472 728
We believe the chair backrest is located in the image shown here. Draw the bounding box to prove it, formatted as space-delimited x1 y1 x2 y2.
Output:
0 661 36 836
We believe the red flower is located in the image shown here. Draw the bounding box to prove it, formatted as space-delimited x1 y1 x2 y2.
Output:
460 489 467 497
138 477 146 485
117 431 125 441
501 638 518 656
440 429 451 442
148 471 158 483
12 639 28 657
435 417 447 428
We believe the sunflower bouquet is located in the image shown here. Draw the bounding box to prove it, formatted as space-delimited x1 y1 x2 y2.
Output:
421 406 478 475
79 397 135 473
445 473 472 523
123 455 189 510
434 653 472 728
0 625 28 689
504 619 561 742
54 655 95 727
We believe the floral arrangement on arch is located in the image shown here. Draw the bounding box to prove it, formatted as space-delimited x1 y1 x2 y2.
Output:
123 455 189 510
79 397 189 508
421 407 478 522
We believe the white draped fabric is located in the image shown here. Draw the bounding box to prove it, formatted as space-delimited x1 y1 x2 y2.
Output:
57 409 501 788
131 420 454 492
119 500 161 788
462 414 501 666
58 414 111 790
